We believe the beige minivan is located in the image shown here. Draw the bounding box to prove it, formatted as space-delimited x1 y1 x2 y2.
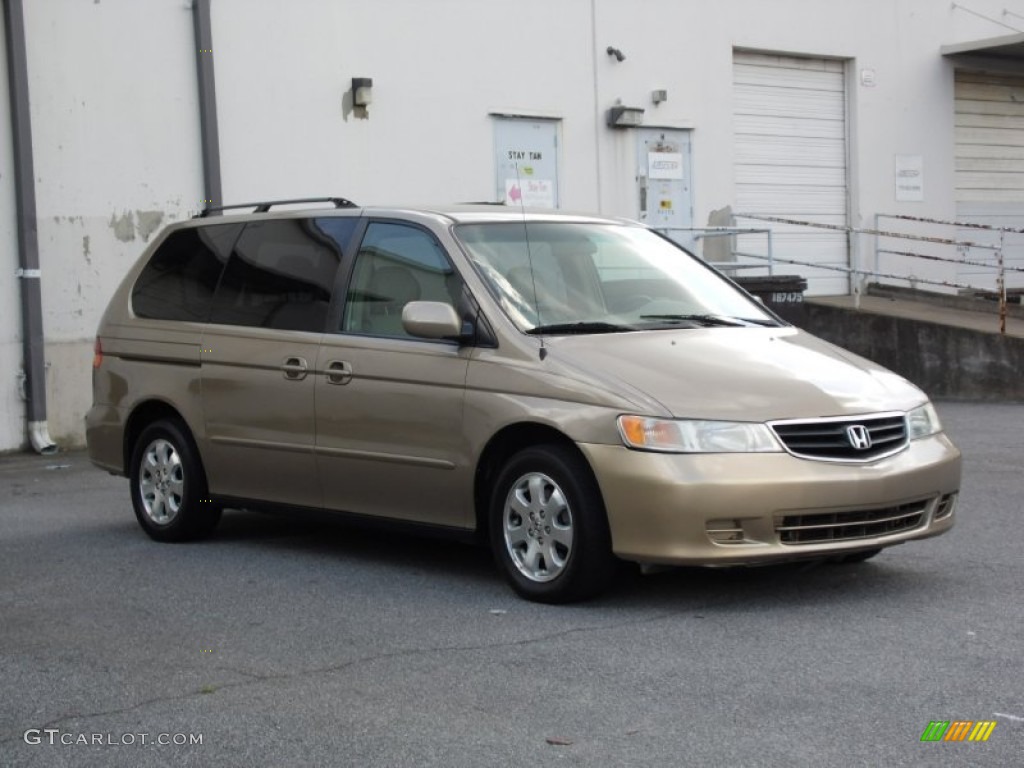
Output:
87 199 961 603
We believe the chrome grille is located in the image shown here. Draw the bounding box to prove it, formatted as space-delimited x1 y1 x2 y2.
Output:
776 500 928 545
770 413 908 462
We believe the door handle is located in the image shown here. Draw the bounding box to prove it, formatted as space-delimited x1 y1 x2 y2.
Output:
325 359 353 385
281 356 309 381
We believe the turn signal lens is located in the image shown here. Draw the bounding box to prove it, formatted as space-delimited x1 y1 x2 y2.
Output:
93 338 103 369
619 414 646 446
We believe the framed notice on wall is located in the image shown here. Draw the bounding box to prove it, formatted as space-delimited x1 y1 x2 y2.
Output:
895 155 924 202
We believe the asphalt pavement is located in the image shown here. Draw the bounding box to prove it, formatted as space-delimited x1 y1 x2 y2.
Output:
1 401 1021 767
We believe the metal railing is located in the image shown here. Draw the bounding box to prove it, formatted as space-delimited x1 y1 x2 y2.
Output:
728 213 1024 334
655 226 775 274
873 213 1021 291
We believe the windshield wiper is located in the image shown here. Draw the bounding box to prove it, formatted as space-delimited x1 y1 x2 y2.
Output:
638 313 745 327
638 313 774 327
527 321 636 335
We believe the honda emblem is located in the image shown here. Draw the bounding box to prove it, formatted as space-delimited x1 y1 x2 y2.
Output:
846 424 872 451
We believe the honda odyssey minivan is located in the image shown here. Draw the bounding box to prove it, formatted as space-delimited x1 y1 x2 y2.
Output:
87 199 961 602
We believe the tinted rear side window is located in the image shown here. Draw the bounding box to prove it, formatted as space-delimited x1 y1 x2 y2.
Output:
208 217 354 332
132 224 241 321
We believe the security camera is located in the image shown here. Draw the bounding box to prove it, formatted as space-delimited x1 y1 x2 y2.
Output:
606 46 625 62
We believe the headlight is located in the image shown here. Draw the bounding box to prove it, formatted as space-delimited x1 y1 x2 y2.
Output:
907 402 942 440
617 415 781 453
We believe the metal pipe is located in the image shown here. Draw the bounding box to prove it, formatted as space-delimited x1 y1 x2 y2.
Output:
875 248 1024 273
880 212 1024 233
873 212 881 284
739 213 1001 248
589 0 604 213
998 230 1007 335
852 224 861 310
193 0 222 210
4 0 56 454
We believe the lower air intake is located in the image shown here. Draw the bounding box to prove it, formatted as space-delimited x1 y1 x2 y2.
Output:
776 500 928 544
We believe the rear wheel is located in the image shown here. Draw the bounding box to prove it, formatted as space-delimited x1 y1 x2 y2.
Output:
489 444 615 603
129 419 221 542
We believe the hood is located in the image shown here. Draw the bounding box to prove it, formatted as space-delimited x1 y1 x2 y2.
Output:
545 327 926 421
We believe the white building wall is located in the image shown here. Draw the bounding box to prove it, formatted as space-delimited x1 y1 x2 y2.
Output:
590 0 961 243
207 0 1001 243
10 0 204 448
3 0 1023 449
211 0 601 208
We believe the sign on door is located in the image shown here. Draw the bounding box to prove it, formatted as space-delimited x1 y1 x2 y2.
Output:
494 118 560 209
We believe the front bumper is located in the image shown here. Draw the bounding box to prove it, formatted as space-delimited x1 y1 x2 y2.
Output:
580 433 961 565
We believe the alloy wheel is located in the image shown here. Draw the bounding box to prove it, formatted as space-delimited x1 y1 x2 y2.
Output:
502 471 574 583
137 438 185 526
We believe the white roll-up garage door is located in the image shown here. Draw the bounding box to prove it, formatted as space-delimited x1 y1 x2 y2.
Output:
733 51 849 296
955 70 1024 291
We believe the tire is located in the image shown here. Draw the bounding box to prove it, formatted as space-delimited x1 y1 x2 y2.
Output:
835 547 883 564
129 418 221 542
489 444 615 603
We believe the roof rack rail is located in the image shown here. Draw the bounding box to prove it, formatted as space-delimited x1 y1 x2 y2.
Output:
195 197 358 218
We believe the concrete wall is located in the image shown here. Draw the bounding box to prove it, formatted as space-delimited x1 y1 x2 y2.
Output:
803 302 1024 401
3 0 1023 449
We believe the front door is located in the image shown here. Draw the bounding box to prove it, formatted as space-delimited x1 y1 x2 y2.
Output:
315 220 473 527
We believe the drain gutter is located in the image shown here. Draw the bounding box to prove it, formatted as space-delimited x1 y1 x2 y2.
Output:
4 0 56 454
192 0 222 211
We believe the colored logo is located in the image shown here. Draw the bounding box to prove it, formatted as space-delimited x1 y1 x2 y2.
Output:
921 720 997 742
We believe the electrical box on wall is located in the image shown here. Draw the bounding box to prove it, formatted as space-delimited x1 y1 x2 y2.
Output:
635 129 694 248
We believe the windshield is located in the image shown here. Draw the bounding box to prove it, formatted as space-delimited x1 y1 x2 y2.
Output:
454 221 778 334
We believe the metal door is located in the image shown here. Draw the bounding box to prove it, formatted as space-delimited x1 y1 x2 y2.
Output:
733 52 849 295
494 117 559 208
636 128 693 246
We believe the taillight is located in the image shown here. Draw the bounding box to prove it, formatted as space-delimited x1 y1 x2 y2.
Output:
93 338 103 369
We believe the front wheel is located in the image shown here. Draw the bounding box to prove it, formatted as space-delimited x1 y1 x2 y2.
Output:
489 445 615 603
129 419 221 542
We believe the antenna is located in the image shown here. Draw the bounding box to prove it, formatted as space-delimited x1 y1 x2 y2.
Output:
513 163 547 360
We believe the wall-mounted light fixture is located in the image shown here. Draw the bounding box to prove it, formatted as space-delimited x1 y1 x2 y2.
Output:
651 89 668 105
606 46 625 62
607 106 644 128
352 77 373 108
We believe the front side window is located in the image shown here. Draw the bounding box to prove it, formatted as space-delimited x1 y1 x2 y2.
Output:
454 221 778 334
208 217 353 332
132 224 241 322
342 222 461 338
